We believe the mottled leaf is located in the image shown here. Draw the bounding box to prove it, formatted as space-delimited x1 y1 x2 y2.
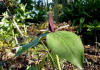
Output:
15 32 48 57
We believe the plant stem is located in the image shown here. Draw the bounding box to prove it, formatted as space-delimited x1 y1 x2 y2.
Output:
41 41 56 67
95 30 98 53
2 0 12 16
95 35 98 53
41 40 61 70
12 18 25 39
14 35 19 45
56 55 61 70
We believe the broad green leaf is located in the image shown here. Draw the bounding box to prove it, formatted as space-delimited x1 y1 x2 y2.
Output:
46 31 84 69
15 32 48 57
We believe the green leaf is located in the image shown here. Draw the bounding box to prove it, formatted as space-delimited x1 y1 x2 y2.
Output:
27 65 39 70
46 31 84 69
15 32 48 57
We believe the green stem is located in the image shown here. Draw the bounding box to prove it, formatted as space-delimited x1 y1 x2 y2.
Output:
41 41 61 70
95 30 98 53
56 55 61 70
41 41 56 67
95 35 98 53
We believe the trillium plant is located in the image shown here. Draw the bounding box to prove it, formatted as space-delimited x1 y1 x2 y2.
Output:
15 11 84 70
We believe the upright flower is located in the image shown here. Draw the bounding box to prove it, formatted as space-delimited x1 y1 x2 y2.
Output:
48 11 55 32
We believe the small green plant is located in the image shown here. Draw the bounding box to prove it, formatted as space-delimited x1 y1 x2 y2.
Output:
15 11 84 69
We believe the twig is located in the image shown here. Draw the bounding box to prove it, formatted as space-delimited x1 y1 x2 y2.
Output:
0 15 4 17
1 0 12 16
12 16 25 39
